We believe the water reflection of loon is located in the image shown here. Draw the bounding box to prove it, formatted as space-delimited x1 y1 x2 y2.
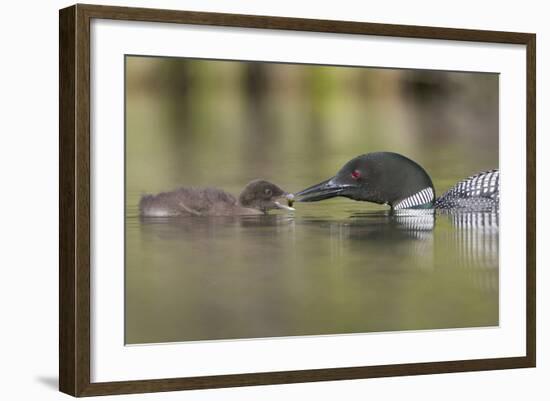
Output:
138 208 498 293
314 210 498 292
444 212 499 292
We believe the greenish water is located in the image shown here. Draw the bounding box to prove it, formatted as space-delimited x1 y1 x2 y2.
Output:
124 56 499 344
125 202 498 344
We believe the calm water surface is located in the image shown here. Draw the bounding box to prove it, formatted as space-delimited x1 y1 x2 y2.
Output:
125 201 498 344
124 57 499 344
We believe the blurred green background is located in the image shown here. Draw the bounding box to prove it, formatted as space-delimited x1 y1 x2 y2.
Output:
125 56 499 344
125 56 498 208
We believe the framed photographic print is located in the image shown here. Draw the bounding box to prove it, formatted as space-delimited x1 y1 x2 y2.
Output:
59 4 536 397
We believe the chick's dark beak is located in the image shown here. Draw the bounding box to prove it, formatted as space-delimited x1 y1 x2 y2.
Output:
294 178 350 202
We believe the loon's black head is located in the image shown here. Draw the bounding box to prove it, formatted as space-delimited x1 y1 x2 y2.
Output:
295 152 435 209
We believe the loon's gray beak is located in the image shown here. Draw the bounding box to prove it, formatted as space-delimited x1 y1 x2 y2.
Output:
294 178 350 202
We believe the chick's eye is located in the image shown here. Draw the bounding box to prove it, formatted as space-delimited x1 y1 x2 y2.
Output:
351 169 361 180
264 188 272 196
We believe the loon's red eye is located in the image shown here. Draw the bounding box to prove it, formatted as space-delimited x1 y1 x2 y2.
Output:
351 170 361 179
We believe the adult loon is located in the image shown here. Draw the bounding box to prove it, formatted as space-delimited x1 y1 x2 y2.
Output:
294 152 499 211
140 179 295 217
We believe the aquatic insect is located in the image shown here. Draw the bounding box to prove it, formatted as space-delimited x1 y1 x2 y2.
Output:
286 193 295 208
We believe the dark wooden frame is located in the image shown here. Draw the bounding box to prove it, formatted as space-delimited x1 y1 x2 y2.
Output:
59 3 536 397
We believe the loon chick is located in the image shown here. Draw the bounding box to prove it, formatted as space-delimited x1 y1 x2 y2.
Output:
294 152 499 211
140 179 295 217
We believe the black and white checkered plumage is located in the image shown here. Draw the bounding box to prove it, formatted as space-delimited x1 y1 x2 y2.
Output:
394 187 435 210
434 169 499 211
